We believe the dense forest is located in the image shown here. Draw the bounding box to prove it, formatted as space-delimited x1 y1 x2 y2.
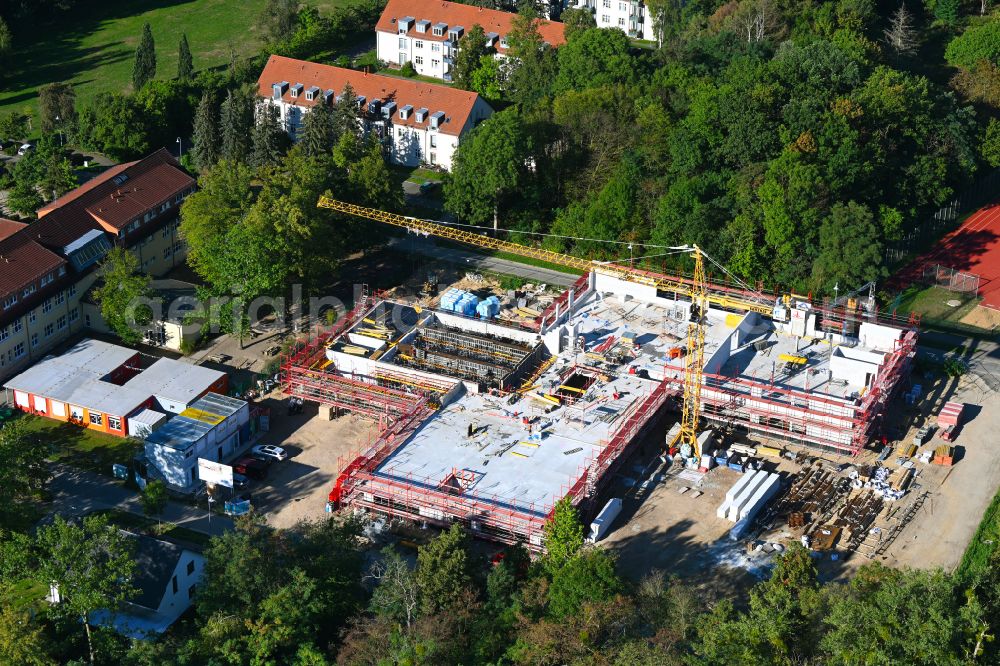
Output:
442 1 1000 296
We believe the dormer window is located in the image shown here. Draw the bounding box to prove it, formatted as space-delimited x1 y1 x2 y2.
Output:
432 23 447 37
448 26 464 42
399 104 413 120
356 95 366 108
485 32 499 47
499 36 508 48
381 101 397 119
305 86 320 101
429 111 445 130
290 83 304 98
415 107 428 122
416 19 430 33
398 16 414 33
272 81 289 100
368 98 381 115
324 89 335 105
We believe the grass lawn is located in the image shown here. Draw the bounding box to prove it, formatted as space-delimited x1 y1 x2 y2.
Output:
957 485 1000 580
892 285 981 323
92 509 213 548
15 413 141 475
0 579 48 611
0 0 352 127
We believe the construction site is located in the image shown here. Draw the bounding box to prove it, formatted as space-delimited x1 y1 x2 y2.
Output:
278 200 920 552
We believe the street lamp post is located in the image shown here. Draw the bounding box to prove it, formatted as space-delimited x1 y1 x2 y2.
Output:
55 115 63 146
176 137 183 160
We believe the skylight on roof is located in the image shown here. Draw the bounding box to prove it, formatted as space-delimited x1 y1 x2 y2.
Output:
112 174 129 186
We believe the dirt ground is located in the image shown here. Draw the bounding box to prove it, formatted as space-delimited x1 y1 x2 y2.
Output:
602 369 1000 587
244 394 377 529
960 305 1000 330
877 375 1000 572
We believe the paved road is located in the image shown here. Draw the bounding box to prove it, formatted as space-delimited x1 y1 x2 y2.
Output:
389 236 578 287
49 464 234 538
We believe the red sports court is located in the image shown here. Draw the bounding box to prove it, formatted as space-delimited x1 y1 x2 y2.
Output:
892 202 1000 310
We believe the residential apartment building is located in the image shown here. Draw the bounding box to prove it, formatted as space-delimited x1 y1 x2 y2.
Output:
257 55 494 170
376 0 566 81
564 0 655 39
0 149 195 381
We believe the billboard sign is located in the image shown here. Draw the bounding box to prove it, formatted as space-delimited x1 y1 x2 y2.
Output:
197 458 233 488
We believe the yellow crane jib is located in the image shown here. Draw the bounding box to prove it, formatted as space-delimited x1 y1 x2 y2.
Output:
317 197 775 316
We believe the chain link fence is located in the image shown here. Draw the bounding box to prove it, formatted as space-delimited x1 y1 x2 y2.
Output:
921 264 981 295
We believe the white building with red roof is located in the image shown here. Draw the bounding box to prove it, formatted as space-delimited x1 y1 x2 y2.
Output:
257 55 494 170
376 0 566 82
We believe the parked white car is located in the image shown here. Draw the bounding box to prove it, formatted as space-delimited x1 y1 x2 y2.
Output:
251 444 288 462
17 143 33 156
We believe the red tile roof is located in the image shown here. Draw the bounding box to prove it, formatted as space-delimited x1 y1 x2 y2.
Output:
0 218 27 242
258 55 489 136
376 0 566 50
37 161 136 218
85 162 195 232
30 148 194 250
0 229 67 299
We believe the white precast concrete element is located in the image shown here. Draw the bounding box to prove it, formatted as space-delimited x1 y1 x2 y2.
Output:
737 472 781 522
588 497 623 542
726 469 770 522
717 470 760 519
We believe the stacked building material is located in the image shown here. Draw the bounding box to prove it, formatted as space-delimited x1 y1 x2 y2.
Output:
933 444 955 466
476 295 501 319
937 401 964 428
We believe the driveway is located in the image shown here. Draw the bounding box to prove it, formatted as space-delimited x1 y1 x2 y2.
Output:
48 464 234 537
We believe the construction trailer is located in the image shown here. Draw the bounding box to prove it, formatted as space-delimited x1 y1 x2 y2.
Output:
282 267 915 551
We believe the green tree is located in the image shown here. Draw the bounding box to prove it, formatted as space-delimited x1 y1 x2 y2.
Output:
505 6 558 107
250 102 288 167
39 152 76 199
935 0 961 24
140 480 168 527
192 92 220 170
76 93 151 160
984 118 1000 167
560 6 597 40
820 564 983 663
0 15 12 58
257 0 300 46
92 248 153 345
445 108 532 230
453 24 490 90
548 549 624 618
180 160 257 289
470 54 504 99
367 548 420 628
945 17 1000 70
333 83 361 138
415 523 475 615
37 82 76 134
177 33 193 80
34 514 137 665
220 87 253 163
0 420 50 525
812 201 885 293
0 111 29 142
132 22 156 91
299 101 336 157
542 496 585 573
554 26 635 93
0 603 55 666
5 179 42 217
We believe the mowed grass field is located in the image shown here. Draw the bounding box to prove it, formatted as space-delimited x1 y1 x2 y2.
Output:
0 0 351 127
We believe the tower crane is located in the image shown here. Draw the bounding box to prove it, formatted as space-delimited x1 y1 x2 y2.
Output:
317 197 775 459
